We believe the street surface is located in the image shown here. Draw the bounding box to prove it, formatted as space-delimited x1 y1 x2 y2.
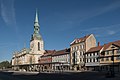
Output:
0 70 120 80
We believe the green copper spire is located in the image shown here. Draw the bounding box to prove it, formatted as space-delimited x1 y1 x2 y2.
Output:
34 10 39 32
35 9 38 23
31 10 42 41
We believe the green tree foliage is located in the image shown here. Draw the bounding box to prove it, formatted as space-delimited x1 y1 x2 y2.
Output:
0 61 11 69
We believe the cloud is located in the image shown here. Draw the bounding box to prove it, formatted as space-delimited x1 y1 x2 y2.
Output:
53 1 120 31
0 0 16 26
80 24 120 37
107 30 116 35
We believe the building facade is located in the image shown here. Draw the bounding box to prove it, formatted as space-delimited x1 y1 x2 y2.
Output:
70 34 96 71
85 40 120 72
99 40 120 72
12 11 45 71
52 48 70 71
38 50 56 72
85 45 103 71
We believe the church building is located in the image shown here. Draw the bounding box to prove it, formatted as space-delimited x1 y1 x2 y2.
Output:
11 10 45 71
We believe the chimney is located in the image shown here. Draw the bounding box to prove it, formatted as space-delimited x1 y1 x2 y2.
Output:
98 42 100 46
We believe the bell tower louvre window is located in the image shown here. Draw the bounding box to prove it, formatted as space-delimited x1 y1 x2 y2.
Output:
38 42 40 51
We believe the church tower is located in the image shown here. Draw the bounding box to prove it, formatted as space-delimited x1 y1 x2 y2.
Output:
30 10 44 55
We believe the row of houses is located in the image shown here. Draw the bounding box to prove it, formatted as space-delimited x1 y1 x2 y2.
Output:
11 11 120 72
85 40 120 72
37 34 120 72
70 34 120 72
38 49 70 71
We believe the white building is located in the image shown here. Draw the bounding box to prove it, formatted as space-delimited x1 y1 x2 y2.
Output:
52 48 70 70
12 10 45 71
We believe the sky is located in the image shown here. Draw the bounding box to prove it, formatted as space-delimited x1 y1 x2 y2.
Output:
0 0 120 62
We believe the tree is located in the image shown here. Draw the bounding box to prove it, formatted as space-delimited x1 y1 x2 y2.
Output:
0 61 11 69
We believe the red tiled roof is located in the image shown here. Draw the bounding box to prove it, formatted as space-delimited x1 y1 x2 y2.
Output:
103 40 120 51
52 48 70 56
87 46 103 53
41 50 56 57
86 40 120 53
70 34 91 45
111 40 120 47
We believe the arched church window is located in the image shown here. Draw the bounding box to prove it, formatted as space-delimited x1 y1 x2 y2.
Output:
38 42 40 50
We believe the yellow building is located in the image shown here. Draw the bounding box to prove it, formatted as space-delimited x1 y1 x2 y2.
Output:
100 40 120 72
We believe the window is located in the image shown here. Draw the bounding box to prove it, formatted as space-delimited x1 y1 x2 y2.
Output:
91 53 93 56
75 46 77 50
80 45 82 49
88 59 90 62
77 46 79 50
81 45 84 49
109 51 112 54
101 58 104 61
101 52 105 55
93 58 95 62
106 51 109 55
83 45 84 49
73 52 77 64
93 53 95 56
73 47 75 51
116 56 120 60
106 57 109 61
81 51 83 55
117 49 120 54
38 42 40 50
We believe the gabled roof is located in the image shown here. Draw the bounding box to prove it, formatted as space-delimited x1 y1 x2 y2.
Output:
70 34 91 45
113 41 120 46
52 48 70 56
86 46 103 53
41 50 56 57
86 40 120 53
102 40 120 51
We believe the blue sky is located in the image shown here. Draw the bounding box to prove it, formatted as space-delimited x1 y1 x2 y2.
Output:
0 0 120 62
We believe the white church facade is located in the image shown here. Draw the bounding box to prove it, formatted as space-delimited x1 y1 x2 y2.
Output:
12 11 45 71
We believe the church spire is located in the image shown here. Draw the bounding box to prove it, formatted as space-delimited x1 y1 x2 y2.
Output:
35 9 38 23
34 9 39 28
31 10 42 41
